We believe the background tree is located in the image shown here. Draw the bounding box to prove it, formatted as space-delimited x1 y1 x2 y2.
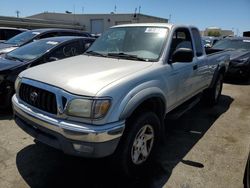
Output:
208 30 221 37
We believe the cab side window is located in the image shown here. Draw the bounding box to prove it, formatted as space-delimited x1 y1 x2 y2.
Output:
191 28 203 57
38 32 59 39
169 28 193 62
49 41 82 59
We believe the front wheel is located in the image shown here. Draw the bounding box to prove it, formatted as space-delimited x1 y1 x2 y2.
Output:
113 112 161 176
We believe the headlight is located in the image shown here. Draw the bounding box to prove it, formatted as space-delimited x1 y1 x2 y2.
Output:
14 76 22 92
66 98 111 119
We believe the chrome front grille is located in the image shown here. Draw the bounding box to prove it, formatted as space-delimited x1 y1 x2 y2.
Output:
19 83 57 114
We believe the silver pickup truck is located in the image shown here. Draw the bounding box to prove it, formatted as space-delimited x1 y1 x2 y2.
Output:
12 23 230 175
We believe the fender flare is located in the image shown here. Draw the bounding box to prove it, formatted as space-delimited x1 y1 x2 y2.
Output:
209 65 225 88
119 87 166 120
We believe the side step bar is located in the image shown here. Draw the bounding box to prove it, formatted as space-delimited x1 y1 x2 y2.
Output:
166 95 201 120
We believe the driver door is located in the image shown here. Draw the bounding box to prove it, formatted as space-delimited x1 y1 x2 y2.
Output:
166 28 197 106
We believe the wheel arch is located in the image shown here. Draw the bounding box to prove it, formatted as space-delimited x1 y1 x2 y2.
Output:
119 89 166 123
209 65 226 88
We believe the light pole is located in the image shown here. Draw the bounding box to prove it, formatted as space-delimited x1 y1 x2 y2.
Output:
16 10 20 18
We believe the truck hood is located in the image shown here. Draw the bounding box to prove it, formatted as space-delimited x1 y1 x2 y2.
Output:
20 55 153 96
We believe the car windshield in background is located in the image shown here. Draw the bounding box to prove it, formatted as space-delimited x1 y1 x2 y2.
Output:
6 40 60 62
86 26 168 61
212 39 250 51
4 31 40 46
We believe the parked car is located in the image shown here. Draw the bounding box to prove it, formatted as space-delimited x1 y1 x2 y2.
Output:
0 36 95 108
244 152 250 188
12 23 229 175
212 37 250 79
0 28 92 54
202 36 221 48
0 27 27 43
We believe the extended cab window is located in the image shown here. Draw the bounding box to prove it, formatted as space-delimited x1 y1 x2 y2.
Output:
169 28 193 62
191 28 203 56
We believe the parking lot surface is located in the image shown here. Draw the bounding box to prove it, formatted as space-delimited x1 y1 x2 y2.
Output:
0 81 249 188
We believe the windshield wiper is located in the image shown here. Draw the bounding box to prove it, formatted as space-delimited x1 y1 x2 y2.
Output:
5 55 24 62
85 51 107 57
107 52 149 61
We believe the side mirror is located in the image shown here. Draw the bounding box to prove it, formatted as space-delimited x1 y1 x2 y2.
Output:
171 48 194 63
48 57 59 62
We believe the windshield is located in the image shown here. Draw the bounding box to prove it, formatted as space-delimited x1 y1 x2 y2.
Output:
4 31 40 46
212 39 250 51
86 26 168 61
6 40 60 62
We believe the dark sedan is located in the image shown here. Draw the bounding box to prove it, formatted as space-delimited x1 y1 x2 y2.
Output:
0 27 27 43
212 37 250 80
0 28 91 54
0 36 95 108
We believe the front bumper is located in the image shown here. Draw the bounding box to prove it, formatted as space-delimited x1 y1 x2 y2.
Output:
12 95 125 158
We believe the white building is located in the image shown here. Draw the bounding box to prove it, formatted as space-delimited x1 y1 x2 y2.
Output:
28 12 168 34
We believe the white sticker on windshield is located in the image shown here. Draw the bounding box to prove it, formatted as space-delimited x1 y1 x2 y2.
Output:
243 40 250 43
32 32 40 35
46 41 59 45
145 28 167 34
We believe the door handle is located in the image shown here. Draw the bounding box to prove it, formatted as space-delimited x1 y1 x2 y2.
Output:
193 65 198 70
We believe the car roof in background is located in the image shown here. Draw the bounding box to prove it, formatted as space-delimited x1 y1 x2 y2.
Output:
38 36 95 43
0 27 27 31
29 28 89 34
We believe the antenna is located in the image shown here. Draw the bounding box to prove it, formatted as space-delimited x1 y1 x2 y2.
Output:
16 10 20 18
114 5 117 13
82 7 84 14
139 6 141 14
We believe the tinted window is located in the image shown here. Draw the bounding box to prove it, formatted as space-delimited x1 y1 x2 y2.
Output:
49 41 83 59
39 32 58 39
191 28 203 56
0 29 23 40
169 28 193 61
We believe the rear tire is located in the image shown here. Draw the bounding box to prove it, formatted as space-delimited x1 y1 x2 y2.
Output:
113 111 161 176
203 74 223 106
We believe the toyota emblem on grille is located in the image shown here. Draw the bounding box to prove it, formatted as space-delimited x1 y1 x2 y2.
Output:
30 91 38 102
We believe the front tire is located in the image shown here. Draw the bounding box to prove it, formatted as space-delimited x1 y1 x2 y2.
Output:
113 112 161 176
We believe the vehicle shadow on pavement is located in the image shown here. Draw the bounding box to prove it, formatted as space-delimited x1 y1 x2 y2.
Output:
0 109 13 120
15 95 234 188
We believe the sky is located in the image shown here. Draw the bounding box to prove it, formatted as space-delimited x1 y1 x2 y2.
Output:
0 0 249 35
